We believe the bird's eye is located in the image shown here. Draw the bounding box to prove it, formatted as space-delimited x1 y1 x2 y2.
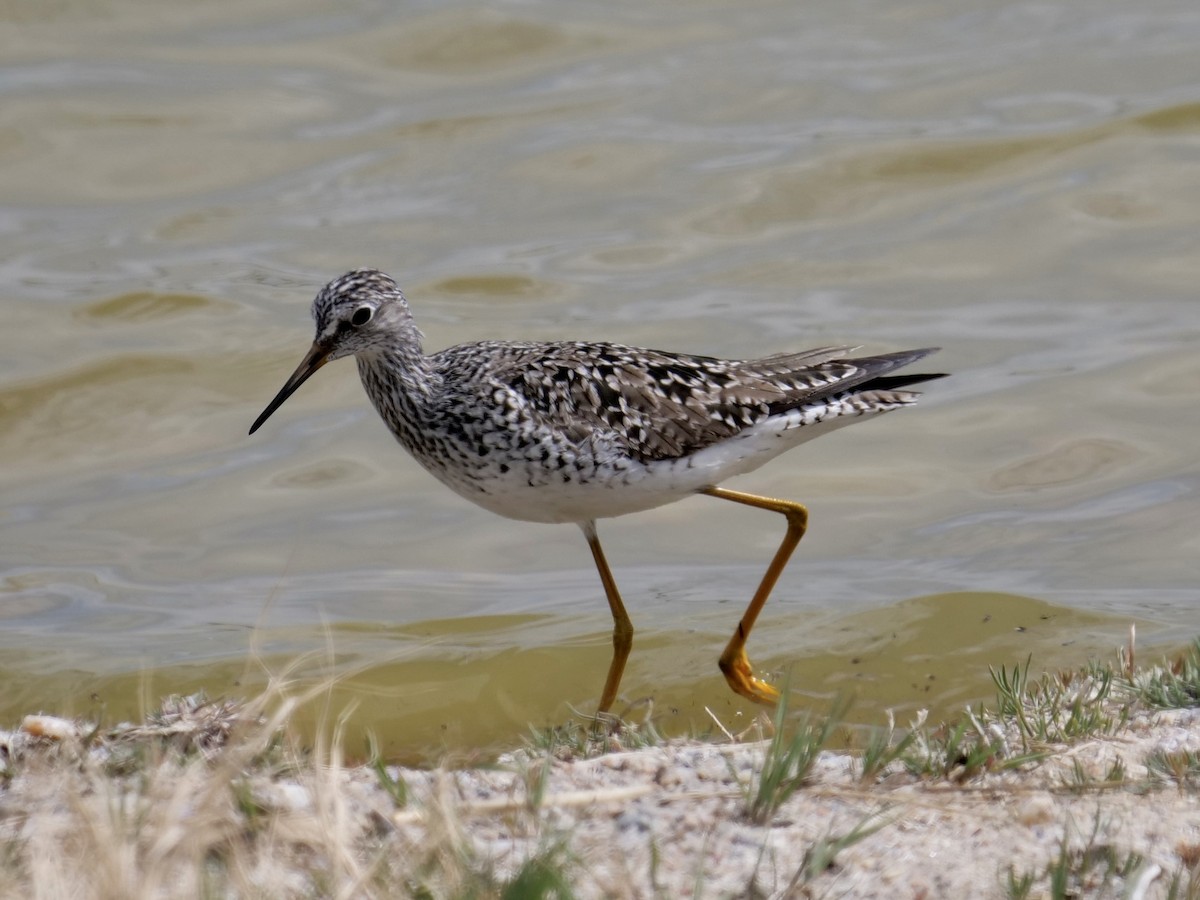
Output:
350 306 373 327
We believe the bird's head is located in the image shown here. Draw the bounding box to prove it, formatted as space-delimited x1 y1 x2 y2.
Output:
310 268 415 361
249 268 419 435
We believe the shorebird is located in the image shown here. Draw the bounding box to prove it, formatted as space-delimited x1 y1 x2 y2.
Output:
250 269 943 712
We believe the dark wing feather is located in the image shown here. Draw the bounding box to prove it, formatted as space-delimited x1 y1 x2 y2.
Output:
489 341 940 463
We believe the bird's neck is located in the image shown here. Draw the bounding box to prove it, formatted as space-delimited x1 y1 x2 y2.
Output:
356 344 439 438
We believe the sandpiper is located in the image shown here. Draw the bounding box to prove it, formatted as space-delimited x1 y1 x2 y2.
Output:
250 269 944 712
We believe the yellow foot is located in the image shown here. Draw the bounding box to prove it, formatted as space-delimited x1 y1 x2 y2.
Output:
718 647 780 706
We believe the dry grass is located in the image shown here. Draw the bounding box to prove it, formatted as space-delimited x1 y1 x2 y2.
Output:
0 675 384 899
3 642 1200 898
0 655 600 900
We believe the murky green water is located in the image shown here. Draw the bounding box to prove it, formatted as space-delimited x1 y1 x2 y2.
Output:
2 0 1197 758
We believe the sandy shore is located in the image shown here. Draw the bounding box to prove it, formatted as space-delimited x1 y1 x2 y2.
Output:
2 667 1199 898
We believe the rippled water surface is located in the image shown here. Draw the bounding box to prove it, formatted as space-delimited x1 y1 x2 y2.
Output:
2 0 1198 758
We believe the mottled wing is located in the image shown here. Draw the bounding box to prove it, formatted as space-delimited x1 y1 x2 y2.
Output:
507 343 772 460
487 342 936 463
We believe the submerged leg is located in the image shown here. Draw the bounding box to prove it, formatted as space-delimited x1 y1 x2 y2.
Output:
701 486 809 706
581 520 634 714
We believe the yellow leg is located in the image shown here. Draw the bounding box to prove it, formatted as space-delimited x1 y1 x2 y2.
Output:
581 520 633 714
701 486 809 706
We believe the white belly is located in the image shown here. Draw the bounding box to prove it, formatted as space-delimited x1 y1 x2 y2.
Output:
434 409 871 524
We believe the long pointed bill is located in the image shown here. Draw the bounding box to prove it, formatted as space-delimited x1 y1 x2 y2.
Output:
249 342 331 435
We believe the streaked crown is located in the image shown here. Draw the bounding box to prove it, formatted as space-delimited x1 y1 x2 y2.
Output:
311 268 420 361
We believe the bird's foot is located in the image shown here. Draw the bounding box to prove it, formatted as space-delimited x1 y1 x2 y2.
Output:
718 646 780 706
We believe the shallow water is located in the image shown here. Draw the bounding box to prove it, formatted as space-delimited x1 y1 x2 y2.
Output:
1 0 1198 758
